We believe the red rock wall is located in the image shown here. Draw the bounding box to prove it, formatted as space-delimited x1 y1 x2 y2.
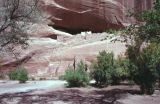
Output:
41 0 126 32
41 0 154 32
117 0 154 23
117 0 154 11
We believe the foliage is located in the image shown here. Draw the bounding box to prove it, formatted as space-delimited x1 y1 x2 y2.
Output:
64 61 90 87
116 57 130 80
106 29 118 34
8 67 28 83
150 43 160 88
122 0 160 95
124 0 160 43
126 43 160 94
17 68 29 83
9 70 18 80
90 51 122 87
0 0 40 52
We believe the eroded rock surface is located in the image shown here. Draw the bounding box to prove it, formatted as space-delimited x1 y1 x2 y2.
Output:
0 30 126 79
41 0 125 32
40 0 154 32
0 0 154 78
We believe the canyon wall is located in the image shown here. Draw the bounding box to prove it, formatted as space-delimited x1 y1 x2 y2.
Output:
41 0 154 32
41 0 126 32
117 0 154 23
117 0 153 11
0 0 155 78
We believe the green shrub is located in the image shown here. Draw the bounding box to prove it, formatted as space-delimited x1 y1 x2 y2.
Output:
127 43 160 94
106 29 118 34
150 43 160 88
9 70 18 80
8 67 28 83
64 61 90 87
123 0 160 43
116 57 130 80
18 69 28 83
122 0 160 95
90 51 121 87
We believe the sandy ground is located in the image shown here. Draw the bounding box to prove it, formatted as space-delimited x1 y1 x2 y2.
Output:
117 90 160 104
0 81 160 104
0 80 67 94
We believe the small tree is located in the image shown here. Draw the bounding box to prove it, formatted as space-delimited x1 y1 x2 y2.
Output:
151 43 160 88
122 0 160 95
90 51 121 87
116 57 130 81
8 67 28 83
64 61 90 87
9 70 18 80
126 43 160 94
17 68 28 83
124 0 160 43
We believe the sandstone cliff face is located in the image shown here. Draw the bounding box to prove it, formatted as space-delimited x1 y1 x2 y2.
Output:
41 0 154 32
0 31 126 79
0 0 154 79
41 0 125 32
117 0 154 23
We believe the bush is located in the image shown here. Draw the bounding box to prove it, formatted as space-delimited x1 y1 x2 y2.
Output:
122 0 160 95
127 43 160 94
90 51 122 87
17 69 28 83
116 57 130 81
9 70 18 80
8 67 28 83
106 29 118 34
64 61 90 87
150 43 160 88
